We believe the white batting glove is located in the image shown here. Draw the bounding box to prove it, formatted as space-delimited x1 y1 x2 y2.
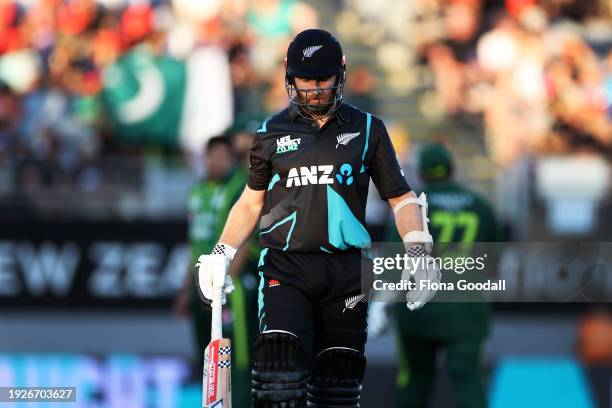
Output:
195 243 237 307
402 244 441 311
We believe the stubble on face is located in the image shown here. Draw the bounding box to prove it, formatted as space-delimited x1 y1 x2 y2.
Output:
293 75 336 107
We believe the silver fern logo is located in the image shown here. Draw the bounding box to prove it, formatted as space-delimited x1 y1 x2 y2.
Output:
343 294 365 312
336 132 360 149
302 45 323 60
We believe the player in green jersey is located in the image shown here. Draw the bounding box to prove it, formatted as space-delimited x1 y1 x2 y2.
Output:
174 134 259 407
390 143 500 408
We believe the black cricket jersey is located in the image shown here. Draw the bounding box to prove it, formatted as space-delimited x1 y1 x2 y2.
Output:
248 103 411 253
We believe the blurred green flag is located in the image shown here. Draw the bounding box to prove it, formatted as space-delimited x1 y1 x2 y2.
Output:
102 48 186 147
102 46 233 152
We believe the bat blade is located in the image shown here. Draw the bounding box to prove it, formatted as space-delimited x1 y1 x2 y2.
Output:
203 338 232 408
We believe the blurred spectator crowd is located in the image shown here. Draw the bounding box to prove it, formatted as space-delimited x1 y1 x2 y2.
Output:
0 0 318 219
0 0 610 220
336 0 612 166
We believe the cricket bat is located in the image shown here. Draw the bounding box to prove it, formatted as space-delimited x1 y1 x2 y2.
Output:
202 286 232 407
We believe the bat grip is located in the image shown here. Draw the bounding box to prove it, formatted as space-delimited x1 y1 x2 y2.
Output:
211 286 223 341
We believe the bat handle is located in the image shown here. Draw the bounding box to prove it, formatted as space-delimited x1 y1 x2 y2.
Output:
211 286 223 341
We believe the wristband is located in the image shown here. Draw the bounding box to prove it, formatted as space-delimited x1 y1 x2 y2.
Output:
405 244 427 258
211 243 238 260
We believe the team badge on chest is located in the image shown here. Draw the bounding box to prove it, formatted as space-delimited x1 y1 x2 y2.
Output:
276 135 302 154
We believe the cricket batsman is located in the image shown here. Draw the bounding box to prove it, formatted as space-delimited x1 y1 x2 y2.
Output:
196 29 441 407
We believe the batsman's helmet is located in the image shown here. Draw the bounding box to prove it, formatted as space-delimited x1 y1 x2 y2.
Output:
285 29 346 121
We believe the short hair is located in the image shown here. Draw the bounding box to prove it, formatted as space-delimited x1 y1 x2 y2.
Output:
206 135 232 152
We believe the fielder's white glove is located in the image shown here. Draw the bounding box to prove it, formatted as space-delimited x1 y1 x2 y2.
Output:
195 243 236 307
402 244 441 311
367 301 390 338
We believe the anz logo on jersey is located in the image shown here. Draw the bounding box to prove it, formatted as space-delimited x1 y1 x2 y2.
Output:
286 163 354 187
